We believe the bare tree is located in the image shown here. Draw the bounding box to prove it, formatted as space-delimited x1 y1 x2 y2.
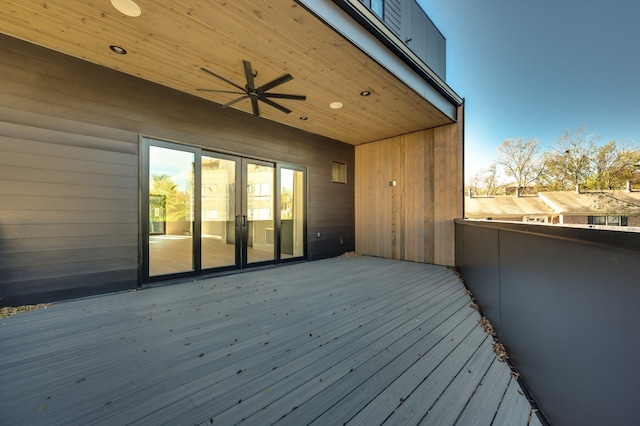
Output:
467 162 502 196
553 127 599 191
496 138 543 194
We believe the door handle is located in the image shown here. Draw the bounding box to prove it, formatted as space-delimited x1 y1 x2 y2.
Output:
236 215 241 227
242 215 247 226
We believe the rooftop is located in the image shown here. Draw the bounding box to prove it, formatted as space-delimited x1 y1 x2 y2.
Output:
0 256 541 425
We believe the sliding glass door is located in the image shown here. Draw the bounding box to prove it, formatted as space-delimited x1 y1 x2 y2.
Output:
148 145 195 276
142 137 304 281
244 160 276 265
279 166 305 260
201 153 238 269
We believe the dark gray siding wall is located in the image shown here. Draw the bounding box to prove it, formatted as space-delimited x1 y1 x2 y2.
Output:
0 34 355 306
383 0 402 37
0 121 139 304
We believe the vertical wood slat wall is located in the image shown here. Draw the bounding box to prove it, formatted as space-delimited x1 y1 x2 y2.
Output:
355 105 463 266
0 35 355 305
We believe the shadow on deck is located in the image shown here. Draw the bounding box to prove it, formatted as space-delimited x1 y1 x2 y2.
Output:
0 256 543 425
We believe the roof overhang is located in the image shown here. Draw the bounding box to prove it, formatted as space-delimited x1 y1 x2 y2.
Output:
0 0 462 145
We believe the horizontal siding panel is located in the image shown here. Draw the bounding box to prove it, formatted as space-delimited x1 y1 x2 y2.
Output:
0 246 136 269
0 106 138 147
0 180 138 199
0 235 138 255
0 195 137 211
1 223 137 239
0 209 137 225
0 123 138 157
0 257 137 284
0 270 136 304
0 165 138 189
0 142 138 177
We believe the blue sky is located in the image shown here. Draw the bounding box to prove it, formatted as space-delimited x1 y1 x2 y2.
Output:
418 0 640 180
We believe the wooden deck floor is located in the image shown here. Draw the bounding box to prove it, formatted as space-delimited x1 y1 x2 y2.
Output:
0 256 543 425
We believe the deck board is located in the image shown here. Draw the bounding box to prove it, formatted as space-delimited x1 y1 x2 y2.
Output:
0 256 539 425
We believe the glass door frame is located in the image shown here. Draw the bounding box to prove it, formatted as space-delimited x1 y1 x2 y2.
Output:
240 158 277 268
140 137 201 282
140 136 307 284
276 163 307 264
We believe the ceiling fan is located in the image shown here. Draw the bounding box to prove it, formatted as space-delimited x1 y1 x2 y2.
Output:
197 60 306 117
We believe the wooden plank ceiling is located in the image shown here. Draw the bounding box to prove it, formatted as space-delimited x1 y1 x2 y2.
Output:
0 0 454 145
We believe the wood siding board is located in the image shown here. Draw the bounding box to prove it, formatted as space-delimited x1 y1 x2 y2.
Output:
0 166 137 191
0 208 138 225
0 107 139 147
0 144 138 177
0 270 136 304
354 120 461 266
1 257 137 284
0 235 138 255
0 195 138 211
0 246 136 269
1 223 137 240
0 128 138 160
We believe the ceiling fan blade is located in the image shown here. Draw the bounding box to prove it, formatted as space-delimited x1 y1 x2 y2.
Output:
201 67 246 92
243 60 255 90
260 97 291 114
222 95 249 108
197 89 246 95
250 97 260 116
263 93 307 101
260 74 293 92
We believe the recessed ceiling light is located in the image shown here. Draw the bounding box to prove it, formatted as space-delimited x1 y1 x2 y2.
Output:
109 45 127 54
360 90 371 96
299 116 308 121
111 0 141 17
329 102 343 109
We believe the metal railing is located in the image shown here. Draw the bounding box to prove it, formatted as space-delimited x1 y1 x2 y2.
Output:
455 219 640 426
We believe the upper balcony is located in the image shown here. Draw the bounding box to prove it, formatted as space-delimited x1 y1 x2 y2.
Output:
355 0 447 80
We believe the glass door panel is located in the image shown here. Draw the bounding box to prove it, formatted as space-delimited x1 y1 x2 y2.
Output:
201 154 238 269
244 161 275 265
280 168 305 259
149 146 195 276
143 139 304 281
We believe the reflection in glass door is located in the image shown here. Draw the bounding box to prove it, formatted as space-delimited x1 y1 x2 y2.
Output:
280 167 305 260
244 161 275 265
148 145 195 276
201 154 238 269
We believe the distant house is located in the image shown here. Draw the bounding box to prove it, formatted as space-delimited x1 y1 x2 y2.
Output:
465 194 556 223
465 189 640 228
539 190 640 227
